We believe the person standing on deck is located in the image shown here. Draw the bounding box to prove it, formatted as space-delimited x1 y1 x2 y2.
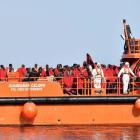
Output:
17 64 27 79
46 64 49 76
106 65 114 93
29 68 40 81
63 67 75 95
38 67 46 77
92 63 104 89
34 64 38 72
80 62 88 77
54 64 60 77
0 65 5 81
59 64 63 77
118 62 136 94
7 64 15 74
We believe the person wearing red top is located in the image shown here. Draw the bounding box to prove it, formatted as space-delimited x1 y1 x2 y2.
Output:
73 68 79 77
54 64 60 77
76 63 88 95
113 66 119 76
49 68 54 76
73 64 79 77
63 67 74 95
77 66 83 94
0 65 5 81
72 64 79 93
81 62 88 77
4 67 9 78
46 67 54 82
106 65 114 93
54 64 63 83
63 66 67 77
46 65 49 76
77 64 89 95
80 67 88 77
101 65 106 77
112 66 119 93
17 64 27 81
38 67 46 77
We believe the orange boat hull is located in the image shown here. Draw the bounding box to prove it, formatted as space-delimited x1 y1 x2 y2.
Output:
0 103 139 125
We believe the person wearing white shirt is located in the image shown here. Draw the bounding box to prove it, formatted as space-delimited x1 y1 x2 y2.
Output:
92 63 104 89
118 62 136 94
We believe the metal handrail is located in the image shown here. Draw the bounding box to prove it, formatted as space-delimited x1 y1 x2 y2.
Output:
126 39 140 54
0 76 139 96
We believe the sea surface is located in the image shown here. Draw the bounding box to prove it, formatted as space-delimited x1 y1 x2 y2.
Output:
0 125 140 140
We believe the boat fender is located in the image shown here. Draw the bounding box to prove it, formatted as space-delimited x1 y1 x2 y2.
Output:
22 101 38 119
135 99 140 110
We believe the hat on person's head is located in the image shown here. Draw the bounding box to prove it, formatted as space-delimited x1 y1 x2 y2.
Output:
97 63 101 68
125 62 129 68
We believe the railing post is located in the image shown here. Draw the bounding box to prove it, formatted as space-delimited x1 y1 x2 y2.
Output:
127 40 131 54
132 77 134 95
87 78 89 95
134 39 135 53
91 77 92 96
77 77 78 95
119 78 120 95
84 78 86 95
105 77 106 95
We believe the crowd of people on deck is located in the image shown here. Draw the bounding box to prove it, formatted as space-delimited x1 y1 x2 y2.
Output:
0 61 136 95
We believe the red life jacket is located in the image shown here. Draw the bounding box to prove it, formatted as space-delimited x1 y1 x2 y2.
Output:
73 68 79 77
76 69 85 89
4 67 9 78
80 67 88 76
63 69 67 77
41 69 46 77
49 69 54 76
0 68 5 81
17 67 27 77
77 73 83 89
115 67 119 75
112 65 115 68
106 68 114 83
113 67 119 76
54 68 59 76
102 67 106 77
64 77 74 92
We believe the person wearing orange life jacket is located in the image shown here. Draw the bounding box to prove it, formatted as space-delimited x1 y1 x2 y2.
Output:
92 63 104 88
118 62 136 94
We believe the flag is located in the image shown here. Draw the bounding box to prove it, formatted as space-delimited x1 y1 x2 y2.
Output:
86 53 95 71
86 53 94 65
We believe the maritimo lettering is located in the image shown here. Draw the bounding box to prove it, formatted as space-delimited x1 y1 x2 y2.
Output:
0 20 140 125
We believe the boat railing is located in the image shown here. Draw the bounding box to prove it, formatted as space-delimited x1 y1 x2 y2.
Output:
126 39 140 54
0 76 140 96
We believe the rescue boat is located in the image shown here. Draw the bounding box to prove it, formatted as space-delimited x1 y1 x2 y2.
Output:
0 19 140 125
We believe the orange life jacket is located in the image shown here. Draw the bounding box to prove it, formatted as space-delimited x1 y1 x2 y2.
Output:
124 67 130 74
96 68 101 75
34 67 38 72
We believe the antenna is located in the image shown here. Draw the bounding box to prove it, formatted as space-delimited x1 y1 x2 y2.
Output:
120 35 125 40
